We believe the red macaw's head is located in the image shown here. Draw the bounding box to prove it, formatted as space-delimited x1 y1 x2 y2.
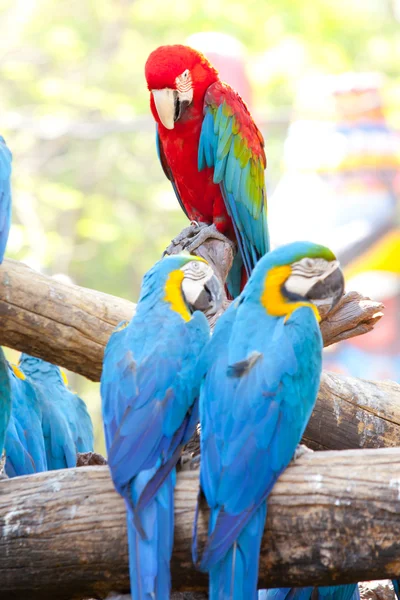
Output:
145 44 219 130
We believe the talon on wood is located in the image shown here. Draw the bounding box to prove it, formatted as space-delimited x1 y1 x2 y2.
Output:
184 223 233 253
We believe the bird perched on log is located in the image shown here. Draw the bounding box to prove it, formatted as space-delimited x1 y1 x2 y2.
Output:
4 361 47 476
0 348 11 465
193 241 345 600
145 44 269 297
18 354 94 470
0 136 12 263
101 254 222 600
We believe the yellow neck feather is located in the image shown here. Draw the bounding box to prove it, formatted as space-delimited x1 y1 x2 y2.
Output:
164 270 191 322
11 364 26 380
60 368 69 386
261 265 320 322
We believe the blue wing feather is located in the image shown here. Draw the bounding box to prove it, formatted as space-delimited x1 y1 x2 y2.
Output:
4 367 47 476
102 292 210 600
102 309 209 515
18 354 94 470
0 136 12 263
199 83 269 283
196 300 322 581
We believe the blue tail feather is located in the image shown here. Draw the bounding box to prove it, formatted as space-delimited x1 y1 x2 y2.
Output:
318 584 360 600
127 470 175 600
258 584 360 600
209 503 267 600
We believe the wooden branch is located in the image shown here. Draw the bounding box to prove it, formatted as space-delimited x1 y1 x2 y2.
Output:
0 236 383 381
1 448 400 599
317 291 384 347
0 238 390 456
180 372 400 465
0 258 134 380
304 372 400 450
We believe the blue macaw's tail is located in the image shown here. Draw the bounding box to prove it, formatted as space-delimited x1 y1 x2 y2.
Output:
393 580 400 600
209 503 267 600
258 583 359 600
318 584 360 600
258 588 313 600
127 469 176 600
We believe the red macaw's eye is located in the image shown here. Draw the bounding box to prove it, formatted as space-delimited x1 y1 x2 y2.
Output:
176 69 192 94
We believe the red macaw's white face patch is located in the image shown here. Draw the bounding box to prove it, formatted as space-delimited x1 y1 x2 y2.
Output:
175 69 193 96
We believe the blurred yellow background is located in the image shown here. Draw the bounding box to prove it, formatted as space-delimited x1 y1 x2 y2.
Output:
1 0 399 453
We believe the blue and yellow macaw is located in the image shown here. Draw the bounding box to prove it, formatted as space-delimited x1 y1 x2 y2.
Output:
4 362 47 476
0 135 12 263
0 348 12 461
18 354 94 470
101 254 221 600
258 585 360 600
193 241 345 600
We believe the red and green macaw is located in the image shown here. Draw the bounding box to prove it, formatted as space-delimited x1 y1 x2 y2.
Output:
145 44 269 297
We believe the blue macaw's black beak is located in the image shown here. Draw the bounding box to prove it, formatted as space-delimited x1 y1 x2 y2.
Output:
191 273 223 316
306 264 345 311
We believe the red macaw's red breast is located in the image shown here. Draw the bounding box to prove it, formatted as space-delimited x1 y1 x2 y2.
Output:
145 44 236 237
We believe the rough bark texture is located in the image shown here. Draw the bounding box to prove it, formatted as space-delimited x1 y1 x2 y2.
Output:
1 448 400 600
359 581 396 600
180 373 400 464
0 258 134 380
304 372 400 450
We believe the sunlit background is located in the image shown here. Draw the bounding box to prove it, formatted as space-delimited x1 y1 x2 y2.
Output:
1 0 399 452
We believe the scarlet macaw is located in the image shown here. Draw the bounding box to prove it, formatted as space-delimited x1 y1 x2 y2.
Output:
101 254 221 600
193 241 344 599
145 45 269 297
0 136 12 263
18 354 94 470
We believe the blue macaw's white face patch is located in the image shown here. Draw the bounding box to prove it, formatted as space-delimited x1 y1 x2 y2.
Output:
285 257 340 298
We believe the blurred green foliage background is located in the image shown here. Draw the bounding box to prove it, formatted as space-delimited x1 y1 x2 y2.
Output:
1 0 399 452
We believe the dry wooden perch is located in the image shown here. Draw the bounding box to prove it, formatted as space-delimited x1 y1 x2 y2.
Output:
305 372 400 450
0 232 383 381
0 232 391 454
1 448 400 600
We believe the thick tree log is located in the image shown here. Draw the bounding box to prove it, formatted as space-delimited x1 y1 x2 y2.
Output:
0 258 134 380
304 372 400 450
180 372 400 465
1 448 400 599
0 244 391 455
0 245 383 381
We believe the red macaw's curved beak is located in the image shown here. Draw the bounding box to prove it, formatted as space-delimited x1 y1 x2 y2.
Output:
152 88 192 130
152 89 176 130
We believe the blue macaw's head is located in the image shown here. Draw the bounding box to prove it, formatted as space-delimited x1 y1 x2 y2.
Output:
138 253 222 320
18 354 68 387
247 241 344 320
